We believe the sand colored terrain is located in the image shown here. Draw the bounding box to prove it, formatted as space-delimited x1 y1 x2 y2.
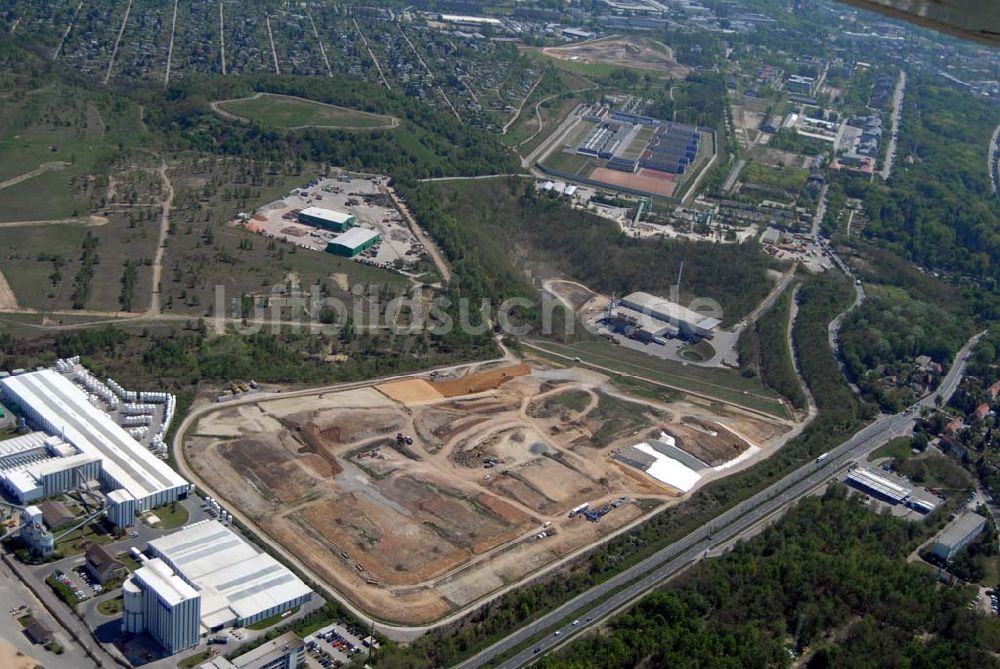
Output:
0 641 40 669
184 359 786 624
432 363 531 397
541 36 689 77
0 266 17 310
376 378 443 404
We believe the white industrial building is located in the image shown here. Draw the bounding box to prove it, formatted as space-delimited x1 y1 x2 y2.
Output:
18 505 55 557
614 432 706 492
199 631 305 669
618 292 722 337
932 512 987 561
845 467 911 504
123 558 201 655
147 521 313 631
0 369 190 523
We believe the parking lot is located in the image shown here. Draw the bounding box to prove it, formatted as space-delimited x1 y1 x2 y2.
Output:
304 621 373 667
233 174 427 270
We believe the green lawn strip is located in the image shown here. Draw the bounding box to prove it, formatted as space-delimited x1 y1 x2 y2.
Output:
246 606 300 631
526 338 785 415
217 94 394 129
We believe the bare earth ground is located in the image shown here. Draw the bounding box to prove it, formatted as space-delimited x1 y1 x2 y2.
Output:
184 359 788 624
0 640 39 669
541 36 690 78
0 266 17 310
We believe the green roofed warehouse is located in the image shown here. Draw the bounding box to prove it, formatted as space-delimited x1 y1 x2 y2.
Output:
298 206 356 232
326 227 381 257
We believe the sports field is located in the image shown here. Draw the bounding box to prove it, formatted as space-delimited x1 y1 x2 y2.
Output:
214 93 398 130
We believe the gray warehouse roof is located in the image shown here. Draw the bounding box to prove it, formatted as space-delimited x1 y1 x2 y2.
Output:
936 512 987 550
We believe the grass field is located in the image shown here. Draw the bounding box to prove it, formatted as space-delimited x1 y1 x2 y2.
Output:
216 93 396 129
161 156 404 315
526 338 786 415
0 85 148 222
542 150 593 176
525 49 638 78
1 214 159 312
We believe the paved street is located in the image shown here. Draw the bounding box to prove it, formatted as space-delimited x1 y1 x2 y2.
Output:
459 331 984 669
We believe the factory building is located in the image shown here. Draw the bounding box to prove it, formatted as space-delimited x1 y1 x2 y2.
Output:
932 512 987 561
18 506 54 557
298 207 356 232
618 291 721 338
147 520 313 631
123 558 201 655
0 369 191 521
199 632 305 669
326 227 381 258
845 467 912 504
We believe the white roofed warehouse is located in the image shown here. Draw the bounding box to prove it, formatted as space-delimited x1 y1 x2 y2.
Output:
0 369 191 514
147 520 314 631
618 291 721 338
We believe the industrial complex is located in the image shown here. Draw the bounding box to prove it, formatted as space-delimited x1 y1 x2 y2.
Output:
231 174 425 267
124 520 313 652
0 367 189 531
540 97 714 199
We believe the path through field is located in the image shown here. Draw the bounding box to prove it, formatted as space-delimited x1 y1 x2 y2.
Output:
0 161 70 191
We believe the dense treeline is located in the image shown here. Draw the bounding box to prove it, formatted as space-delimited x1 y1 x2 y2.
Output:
859 78 1000 292
840 288 971 411
143 73 520 181
756 288 808 410
793 272 867 428
538 490 1000 669
372 274 863 668
420 178 780 325
0 324 495 392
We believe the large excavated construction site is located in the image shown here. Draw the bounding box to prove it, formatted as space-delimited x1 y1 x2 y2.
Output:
182 357 788 624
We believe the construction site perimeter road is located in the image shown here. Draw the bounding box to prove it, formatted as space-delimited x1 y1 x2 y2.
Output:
463 330 984 669
523 340 791 423
170 337 795 642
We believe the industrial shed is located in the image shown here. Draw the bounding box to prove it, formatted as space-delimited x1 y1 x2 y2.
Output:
326 227 381 257
298 206 356 232
619 291 721 337
147 520 313 630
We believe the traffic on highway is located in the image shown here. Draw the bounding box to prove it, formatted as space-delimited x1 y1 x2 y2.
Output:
460 331 985 669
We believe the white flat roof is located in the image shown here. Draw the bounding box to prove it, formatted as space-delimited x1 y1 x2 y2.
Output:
136 558 199 606
846 467 911 501
299 207 354 224
25 452 100 477
633 442 702 492
0 370 188 501
0 432 48 460
330 227 380 249
149 521 312 624
620 292 719 330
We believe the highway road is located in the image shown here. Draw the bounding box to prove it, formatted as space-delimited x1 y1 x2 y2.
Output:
459 331 985 669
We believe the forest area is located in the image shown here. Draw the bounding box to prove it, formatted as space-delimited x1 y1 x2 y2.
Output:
738 286 809 411
537 489 1000 669
416 177 782 326
852 78 1000 309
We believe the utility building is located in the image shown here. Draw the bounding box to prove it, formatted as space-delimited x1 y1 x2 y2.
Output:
618 291 721 338
932 512 987 561
147 520 313 631
0 369 191 519
123 558 201 655
326 227 381 257
298 207 356 232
